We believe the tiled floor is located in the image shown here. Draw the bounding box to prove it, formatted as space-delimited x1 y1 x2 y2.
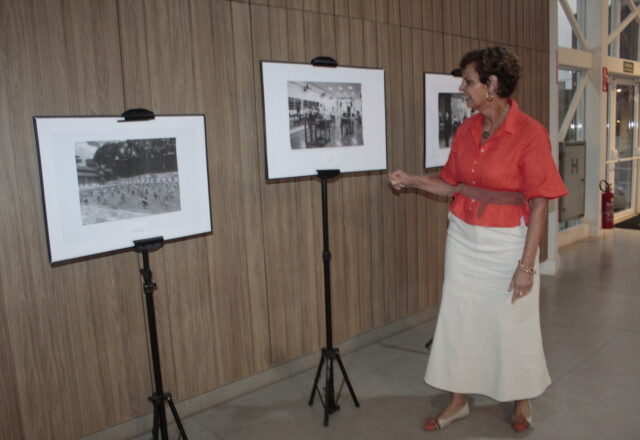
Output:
136 228 640 439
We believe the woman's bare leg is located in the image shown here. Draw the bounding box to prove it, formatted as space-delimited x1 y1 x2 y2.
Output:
438 393 468 418
514 399 531 418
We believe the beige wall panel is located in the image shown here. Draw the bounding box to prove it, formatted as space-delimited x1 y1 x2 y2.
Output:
286 0 302 10
303 0 320 12
441 0 453 34
502 0 512 44
399 0 412 27
452 36 463 70
0 1 143 439
348 0 364 19
517 0 526 48
115 1 178 412
426 31 445 73
194 0 255 393
431 0 444 33
230 0 272 374
318 0 334 14
329 15 354 343
418 31 435 310
486 0 496 42
411 0 423 28
508 0 517 47
524 0 532 49
405 28 425 315
389 24 408 321
375 0 388 23
302 10 329 339
286 8 323 352
117 1 152 108
0 278 24 440
388 0 401 25
421 0 433 31
541 0 549 52
363 21 386 329
459 0 470 38
318 13 337 58
541 50 549 127
443 34 454 73
477 0 488 41
400 27 418 316
0 2 35 437
140 0 202 399
255 6 308 363
451 0 462 35
467 0 479 39
345 18 375 334
335 0 349 16
374 21 398 325
393 0 420 28
362 0 376 21
270 0 287 8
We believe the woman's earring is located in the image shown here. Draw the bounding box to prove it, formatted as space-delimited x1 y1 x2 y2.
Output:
486 90 495 101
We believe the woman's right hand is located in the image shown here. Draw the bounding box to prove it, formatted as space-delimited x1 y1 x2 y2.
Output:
388 169 411 190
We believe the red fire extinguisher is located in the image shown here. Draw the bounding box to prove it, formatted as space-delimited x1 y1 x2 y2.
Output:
600 180 614 229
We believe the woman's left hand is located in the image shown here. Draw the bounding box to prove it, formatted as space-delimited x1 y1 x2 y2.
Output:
509 268 533 304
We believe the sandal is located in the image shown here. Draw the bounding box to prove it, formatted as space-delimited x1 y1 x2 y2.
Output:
423 401 469 431
511 400 532 432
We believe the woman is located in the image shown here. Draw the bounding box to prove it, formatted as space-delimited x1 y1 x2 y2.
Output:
389 47 567 432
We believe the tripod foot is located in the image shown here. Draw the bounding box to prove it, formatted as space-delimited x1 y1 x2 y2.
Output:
309 347 359 426
149 392 189 440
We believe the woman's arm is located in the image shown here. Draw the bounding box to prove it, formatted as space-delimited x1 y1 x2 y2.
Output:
388 169 459 197
509 197 548 303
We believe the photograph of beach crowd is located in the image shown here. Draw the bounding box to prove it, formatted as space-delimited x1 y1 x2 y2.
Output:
75 137 180 225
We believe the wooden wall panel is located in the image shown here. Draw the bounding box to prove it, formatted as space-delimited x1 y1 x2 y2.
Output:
388 23 407 321
230 0 272 374
0 0 550 438
302 10 328 341
363 21 385 329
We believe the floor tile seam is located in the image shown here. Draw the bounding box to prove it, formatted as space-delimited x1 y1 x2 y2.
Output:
600 289 640 300
376 342 430 356
555 264 603 276
547 329 623 384
541 318 632 334
569 368 640 396
187 417 228 440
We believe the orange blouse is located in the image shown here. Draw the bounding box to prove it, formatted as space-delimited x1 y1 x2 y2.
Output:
439 100 568 227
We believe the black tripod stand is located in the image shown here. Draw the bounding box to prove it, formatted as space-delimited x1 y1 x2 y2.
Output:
134 237 188 440
308 170 360 426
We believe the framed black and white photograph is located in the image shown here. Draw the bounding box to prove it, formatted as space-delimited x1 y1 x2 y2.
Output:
34 115 211 263
262 61 386 179
424 73 475 168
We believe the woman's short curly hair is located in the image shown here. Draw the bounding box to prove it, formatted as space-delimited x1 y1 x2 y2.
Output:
459 47 521 98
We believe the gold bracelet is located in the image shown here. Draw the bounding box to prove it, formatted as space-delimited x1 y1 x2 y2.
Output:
518 260 536 274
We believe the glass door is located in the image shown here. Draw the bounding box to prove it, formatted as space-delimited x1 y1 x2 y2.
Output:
607 79 640 219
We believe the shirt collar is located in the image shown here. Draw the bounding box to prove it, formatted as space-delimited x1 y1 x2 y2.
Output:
499 99 518 135
472 98 518 143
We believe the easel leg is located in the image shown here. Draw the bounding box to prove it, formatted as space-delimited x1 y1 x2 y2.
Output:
150 393 169 440
335 351 360 408
167 393 189 439
309 350 326 406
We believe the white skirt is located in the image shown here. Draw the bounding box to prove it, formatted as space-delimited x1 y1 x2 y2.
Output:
424 213 551 402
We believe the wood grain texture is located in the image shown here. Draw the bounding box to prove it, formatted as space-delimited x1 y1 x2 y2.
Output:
0 1 550 438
